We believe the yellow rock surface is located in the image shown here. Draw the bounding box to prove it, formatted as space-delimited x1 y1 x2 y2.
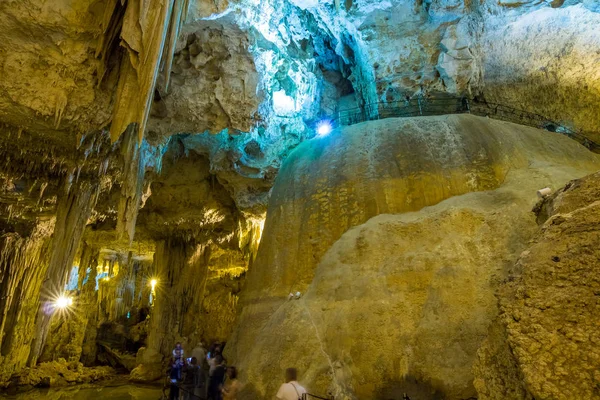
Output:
228 115 600 399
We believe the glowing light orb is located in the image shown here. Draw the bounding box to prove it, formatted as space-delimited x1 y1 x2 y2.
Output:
316 121 332 136
55 295 73 309
150 279 157 290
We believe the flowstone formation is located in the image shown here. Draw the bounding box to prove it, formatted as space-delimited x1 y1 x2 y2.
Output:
227 115 600 399
474 171 600 400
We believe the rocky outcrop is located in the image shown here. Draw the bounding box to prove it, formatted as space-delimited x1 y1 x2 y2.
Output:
474 171 600 400
150 19 261 137
228 115 600 399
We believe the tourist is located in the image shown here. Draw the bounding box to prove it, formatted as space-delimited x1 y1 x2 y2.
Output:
207 345 221 376
168 358 182 400
173 342 185 363
221 366 242 400
207 342 217 359
207 355 226 400
191 342 207 364
181 357 202 400
276 368 306 400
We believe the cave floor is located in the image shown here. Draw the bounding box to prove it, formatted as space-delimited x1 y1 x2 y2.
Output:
0 380 163 400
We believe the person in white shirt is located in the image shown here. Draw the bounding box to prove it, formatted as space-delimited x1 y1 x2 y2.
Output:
276 368 307 400
172 342 184 365
191 342 206 365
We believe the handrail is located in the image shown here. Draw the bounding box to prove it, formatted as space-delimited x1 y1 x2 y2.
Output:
331 96 600 154
302 393 334 400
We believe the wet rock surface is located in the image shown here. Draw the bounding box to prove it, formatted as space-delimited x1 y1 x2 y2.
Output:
0 380 162 400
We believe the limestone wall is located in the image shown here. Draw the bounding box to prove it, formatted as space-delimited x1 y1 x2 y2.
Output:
474 171 600 400
228 115 600 399
481 4 600 141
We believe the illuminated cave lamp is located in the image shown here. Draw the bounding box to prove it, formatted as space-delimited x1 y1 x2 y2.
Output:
316 121 332 136
150 278 157 291
55 295 73 309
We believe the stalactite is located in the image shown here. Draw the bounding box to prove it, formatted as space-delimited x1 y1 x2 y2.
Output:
27 177 100 367
108 0 191 143
95 0 126 84
116 125 147 244
160 0 191 94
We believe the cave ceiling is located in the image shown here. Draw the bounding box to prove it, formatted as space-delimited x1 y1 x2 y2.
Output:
0 0 598 258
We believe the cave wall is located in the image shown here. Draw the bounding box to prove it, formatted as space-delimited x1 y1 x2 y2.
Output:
228 115 600 399
0 0 599 392
480 2 600 141
474 171 600 400
0 175 101 383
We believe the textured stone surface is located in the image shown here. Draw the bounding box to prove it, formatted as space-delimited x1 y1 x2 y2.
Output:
481 4 600 141
0 0 112 135
150 19 261 137
474 171 600 400
228 115 600 399
241 114 599 303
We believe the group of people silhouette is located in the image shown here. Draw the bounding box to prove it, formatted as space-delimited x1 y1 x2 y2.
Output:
166 342 307 400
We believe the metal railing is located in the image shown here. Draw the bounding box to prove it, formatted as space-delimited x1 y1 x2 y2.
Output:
302 393 334 400
332 96 600 153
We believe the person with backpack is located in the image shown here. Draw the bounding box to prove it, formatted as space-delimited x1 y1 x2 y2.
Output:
276 368 307 400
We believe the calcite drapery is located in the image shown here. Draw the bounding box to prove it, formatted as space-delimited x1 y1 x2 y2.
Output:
107 0 190 143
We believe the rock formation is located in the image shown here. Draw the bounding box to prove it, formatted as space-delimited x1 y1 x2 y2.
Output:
0 0 599 397
228 115 600 399
474 171 600 400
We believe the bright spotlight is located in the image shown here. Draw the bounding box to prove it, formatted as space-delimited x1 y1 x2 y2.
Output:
55 295 72 309
316 121 332 136
150 279 157 290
